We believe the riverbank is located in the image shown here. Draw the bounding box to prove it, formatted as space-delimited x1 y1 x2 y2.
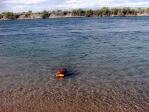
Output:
0 16 84 21
1 15 149 21
0 7 149 20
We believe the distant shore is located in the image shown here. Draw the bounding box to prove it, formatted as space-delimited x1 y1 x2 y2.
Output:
0 16 84 21
1 16 149 21
0 7 149 20
1 15 149 21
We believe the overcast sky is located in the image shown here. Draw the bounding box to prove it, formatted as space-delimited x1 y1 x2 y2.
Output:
0 0 149 12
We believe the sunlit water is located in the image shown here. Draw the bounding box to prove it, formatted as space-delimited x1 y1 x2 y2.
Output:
0 17 149 112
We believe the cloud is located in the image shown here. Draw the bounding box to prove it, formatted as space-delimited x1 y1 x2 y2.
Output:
2 0 47 5
57 0 149 9
53 0 117 9
0 0 149 12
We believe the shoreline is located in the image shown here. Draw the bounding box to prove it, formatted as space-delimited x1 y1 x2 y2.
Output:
1 15 149 21
1 7 149 21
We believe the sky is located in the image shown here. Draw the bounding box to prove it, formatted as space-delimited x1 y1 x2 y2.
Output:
0 0 149 12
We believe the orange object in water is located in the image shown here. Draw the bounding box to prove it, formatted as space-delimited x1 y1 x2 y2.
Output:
56 68 67 80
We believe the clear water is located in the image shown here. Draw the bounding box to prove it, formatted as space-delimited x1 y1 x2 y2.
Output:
0 17 149 112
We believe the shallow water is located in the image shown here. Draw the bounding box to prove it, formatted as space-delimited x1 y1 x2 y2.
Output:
0 17 149 112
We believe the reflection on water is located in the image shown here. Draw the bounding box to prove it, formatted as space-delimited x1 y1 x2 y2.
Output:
0 17 149 112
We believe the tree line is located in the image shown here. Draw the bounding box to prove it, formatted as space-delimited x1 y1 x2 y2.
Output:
0 7 149 20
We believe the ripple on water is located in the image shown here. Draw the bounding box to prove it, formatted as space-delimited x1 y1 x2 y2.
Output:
0 17 149 112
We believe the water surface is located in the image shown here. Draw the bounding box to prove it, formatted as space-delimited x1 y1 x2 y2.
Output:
0 17 149 112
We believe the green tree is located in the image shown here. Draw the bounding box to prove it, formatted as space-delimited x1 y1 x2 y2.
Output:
94 10 101 16
100 7 111 16
3 12 16 19
121 8 131 16
111 8 119 15
137 8 145 14
72 9 85 16
85 9 94 17
130 9 137 15
146 8 149 14
117 9 123 16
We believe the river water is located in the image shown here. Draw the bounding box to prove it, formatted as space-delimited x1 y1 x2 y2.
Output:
0 17 149 112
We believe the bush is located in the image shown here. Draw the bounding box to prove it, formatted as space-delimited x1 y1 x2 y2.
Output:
111 8 119 15
42 10 49 19
0 14 3 19
94 10 101 16
72 9 86 16
63 11 69 16
100 7 111 16
3 12 16 19
15 14 21 19
1 7 149 20
85 10 94 17
25 11 32 18
146 8 149 14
